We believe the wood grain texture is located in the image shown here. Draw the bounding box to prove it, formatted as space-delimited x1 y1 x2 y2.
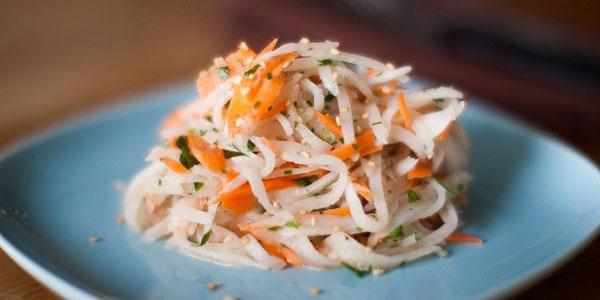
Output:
0 0 598 298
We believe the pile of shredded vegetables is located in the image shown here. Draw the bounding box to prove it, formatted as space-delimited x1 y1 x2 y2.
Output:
124 39 479 274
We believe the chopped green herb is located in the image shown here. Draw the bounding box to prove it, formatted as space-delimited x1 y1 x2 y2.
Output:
223 150 245 159
293 121 299 128
387 226 403 238
254 101 261 108
341 262 369 277
285 220 301 228
284 169 293 175
405 190 421 203
268 226 283 232
244 64 260 76
322 129 337 145
434 177 464 197
206 116 213 123
313 208 326 214
293 101 299 108
200 230 212 246
318 59 333 66
247 140 256 151
324 93 335 102
338 137 344 144
175 136 190 152
356 227 363 232
212 127 218 132
371 121 382 126
267 105 272 111
224 99 231 109
198 129 207 136
179 151 199 169
308 47 313 51
433 98 445 103
324 104 330 110
352 143 360 150
306 99 314 107
158 178 162 186
194 182 204 191
266 72 273 80
295 177 312 187
218 66 230 79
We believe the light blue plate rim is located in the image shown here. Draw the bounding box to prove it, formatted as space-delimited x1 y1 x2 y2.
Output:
0 80 599 299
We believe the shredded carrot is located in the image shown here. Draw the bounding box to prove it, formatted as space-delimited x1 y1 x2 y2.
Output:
258 239 303 266
187 131 226 173
356 129 382 156
435 122 454 141
160 157 189 174
404 179 416 189
256 38 278 57
323 207 350 216
218 178 297 214
407 159 431 179
224 170 238 182
353 180 373 202
330 144 358 161
397 91 412 131
256 99 288 121
314 111 343 137
446 231 482 244
237 221 269 233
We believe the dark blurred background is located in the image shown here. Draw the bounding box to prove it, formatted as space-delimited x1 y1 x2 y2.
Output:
0 0 599 298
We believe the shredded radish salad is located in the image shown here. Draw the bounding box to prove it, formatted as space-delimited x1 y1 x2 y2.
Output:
124 39 480 274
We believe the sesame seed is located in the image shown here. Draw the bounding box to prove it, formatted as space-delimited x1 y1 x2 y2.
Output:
241 86 250 96
248 73 256 80
223 295 237 300
301 151 311 158
332 226 341 232
89 235 102 244
332 72 338 81
223 236 233 243
340 107 349 113
381 86 391 94
367 160 376 167
386 62 395 70
239 42 249 51
235 118 245 127
301 139 308 145
356 125 362 131
227 90 234 97
330 48 340 55
372 268 386 276
297 116 303 122
335 116 341 126
308 287 322 296
273 201 281 209
310 216 316 226
300 37 310 44
259 61 266 68
361 112 369 119
206 282 220 290
283 61 291 68
115 215 125 225
245 57 253 65
286 99 291 106
241 236 249 245
327 252 339 260
365 246 373 252
299 209 308 215
233 76 242 84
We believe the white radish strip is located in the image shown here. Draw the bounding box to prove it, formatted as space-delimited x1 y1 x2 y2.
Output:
365 102 388 145
318 66 339 96
368 66 412 85
301 78 325 111
175 236 263 268
210 80 235 129
389 125 426 157
335 66 374 98
345 182 386 232
171 202 213 225
394 156 418 176
292 171 338 197
287 105 330 152
415 203 458 248
324 232 441 269
276 114 293 136
146 147 180 162
332 52 387 70
124 162 165 230
202 203 219 234
336 88 356 144
250 136 276 177
406 86 463 108
287 58 318 71
257 42 340 61
362 153 389 225
265 166 319 179
285 236 339 268
242 234 286 270
143 218 170 242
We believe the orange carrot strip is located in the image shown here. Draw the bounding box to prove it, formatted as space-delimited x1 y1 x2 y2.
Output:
256 99 288 121
218 178 297 214
314 111 343 137
187 131 226 173
259 239 303 266
160 157 189 174
256 38 278 57
330 144 358 161
353 181 373 202
435 122 454 141
397 91 412 131
407 159 431 179
323 207 351 216
356 129 382 156
446 231 482 244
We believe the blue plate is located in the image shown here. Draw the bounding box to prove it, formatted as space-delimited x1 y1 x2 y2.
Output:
1 81 599 300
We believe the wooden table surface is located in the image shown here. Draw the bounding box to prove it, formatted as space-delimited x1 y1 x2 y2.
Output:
1 1 599 299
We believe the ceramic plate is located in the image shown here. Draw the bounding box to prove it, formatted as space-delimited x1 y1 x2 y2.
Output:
1 81 599 299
